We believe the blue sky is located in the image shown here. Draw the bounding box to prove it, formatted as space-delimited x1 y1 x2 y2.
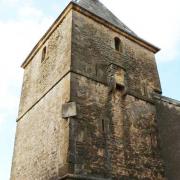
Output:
0 0 179 179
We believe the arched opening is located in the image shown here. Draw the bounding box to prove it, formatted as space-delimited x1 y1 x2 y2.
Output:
114 37 121 51
41 46 47 63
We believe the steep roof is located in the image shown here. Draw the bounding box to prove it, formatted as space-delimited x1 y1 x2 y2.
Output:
72 0 137 37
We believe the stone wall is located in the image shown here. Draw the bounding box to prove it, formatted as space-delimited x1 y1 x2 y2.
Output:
71 10 161 98
18 11 72 118
70 73 110 177
68 9 166 179
11 10 73 180
11 5 168 180
115 95 164 179
156 97 180 180
69 73 165 179
11 73 71 180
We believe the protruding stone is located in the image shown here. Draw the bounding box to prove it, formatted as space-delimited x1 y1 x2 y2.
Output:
107 63 126 94
62 102 77 118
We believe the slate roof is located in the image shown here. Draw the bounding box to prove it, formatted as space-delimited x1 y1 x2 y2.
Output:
72 0 137 37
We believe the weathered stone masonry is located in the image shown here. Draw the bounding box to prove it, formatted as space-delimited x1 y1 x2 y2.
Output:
11 0 180 180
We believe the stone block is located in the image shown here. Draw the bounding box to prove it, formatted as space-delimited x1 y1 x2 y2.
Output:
62 102 77 118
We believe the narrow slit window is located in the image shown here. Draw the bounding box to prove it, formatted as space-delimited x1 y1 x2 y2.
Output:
114 37 121 51
41 46 47 63
102 119 105 133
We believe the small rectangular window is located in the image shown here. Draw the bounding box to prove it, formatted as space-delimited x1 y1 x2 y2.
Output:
114 37 121 51
41 46 47 63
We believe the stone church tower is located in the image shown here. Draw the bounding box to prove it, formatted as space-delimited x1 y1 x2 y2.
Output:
11 0 180 179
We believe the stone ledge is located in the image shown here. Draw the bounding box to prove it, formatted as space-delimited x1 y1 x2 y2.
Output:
16 71 70 122
154 94 180 107
58 174 112 180
71 71 156 105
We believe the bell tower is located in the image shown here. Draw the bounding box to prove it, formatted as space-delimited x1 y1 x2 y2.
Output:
11 0 167 179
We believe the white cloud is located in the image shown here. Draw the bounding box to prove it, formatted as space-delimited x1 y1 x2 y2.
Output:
0 0 32 5
101 0 180 62
18 6 44 19
1 0 19 4
0 114 5 125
